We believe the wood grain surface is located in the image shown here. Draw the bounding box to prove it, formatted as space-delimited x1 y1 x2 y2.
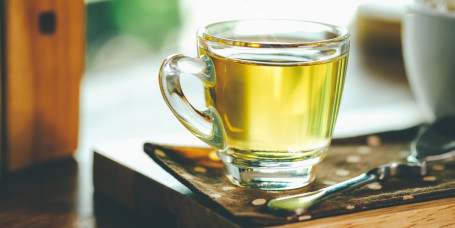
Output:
3 0 84 171
0 158 155 228
276 198 455 228
94 139 455 228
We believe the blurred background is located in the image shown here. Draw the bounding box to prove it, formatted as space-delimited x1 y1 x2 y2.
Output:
86 0 358 71
0 0 426 226
81 0 420 159
84 0 357 159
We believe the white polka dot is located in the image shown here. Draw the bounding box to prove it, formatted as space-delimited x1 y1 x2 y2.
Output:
182 174 194 180
367 182 382 190
252 199 267 206
210 193 222 199
323 180 338 186
357 146 371 154
298 215 312 221
335 169 350 176
346 205 355 210
423 176 437 181
367 135 381 147
403 195 414 200
346 155 361 163
222 186 235 191
155 149 166 157
194 166 207 173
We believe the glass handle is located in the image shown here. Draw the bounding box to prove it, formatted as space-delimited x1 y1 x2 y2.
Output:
159 54 226 149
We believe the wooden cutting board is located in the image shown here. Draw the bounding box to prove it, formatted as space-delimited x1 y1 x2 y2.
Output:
93 138 455 227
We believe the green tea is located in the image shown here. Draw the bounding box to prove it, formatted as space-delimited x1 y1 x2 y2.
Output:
202 52 348 161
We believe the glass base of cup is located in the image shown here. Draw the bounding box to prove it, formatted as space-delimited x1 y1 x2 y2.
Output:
217 148 327 190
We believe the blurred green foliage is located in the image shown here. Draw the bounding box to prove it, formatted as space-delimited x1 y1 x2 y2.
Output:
86 0 180 69
110 0 180 47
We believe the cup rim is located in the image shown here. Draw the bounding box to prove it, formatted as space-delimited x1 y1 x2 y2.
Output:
408 0 455 18
197 19 350 48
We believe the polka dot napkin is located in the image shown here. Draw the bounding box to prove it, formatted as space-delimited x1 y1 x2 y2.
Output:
144 130 455 226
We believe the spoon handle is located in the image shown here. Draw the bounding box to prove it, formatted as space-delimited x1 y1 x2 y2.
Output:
267 169 379 215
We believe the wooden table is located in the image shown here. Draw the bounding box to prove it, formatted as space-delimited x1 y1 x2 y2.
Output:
0 155 154 227
1 136 454 228
92 138 455 228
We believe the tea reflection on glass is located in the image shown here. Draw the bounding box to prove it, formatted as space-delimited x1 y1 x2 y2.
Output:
159 20 350 190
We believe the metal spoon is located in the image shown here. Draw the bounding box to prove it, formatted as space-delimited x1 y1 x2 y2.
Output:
268 116 455 215
407 116 455 163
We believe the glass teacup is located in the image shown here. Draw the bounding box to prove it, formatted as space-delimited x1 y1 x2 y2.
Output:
159 19 350 190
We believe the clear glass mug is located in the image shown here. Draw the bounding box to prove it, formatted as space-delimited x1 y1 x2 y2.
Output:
159 20 350 190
